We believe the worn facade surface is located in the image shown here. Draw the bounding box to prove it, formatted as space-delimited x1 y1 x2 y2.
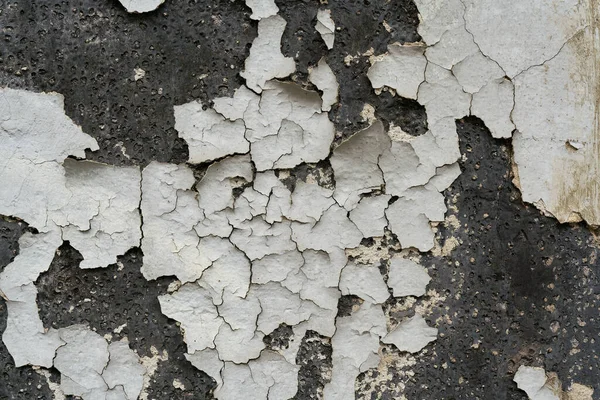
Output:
0 0 599 399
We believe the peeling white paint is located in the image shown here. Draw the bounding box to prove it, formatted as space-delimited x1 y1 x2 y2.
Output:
388 256 431 297
513 366 560 400
308 57 339 112
367 43 427 100
245 0 279 21
119 0 165 13
382 314 438 353
240 15 295 93
315 9 335 50
7 0 595 395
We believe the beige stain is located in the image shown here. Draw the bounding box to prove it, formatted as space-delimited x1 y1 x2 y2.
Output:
553 1 600 225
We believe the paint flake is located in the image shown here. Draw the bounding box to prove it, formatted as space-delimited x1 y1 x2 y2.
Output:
462 0 586 78
513 366 560 400
174 100 249 164
240 15 296 93
158 284 222 353
245 0 279 20
387 256 431 297
382 314 438 353
119 0 165 13
339 262 390 304
349 195 391 238
367 43 427 99
315 9 335 50
330 121 390 211
308 58 339 112
323 301 387 399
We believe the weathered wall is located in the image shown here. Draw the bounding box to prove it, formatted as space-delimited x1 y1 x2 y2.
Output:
0 0 599 399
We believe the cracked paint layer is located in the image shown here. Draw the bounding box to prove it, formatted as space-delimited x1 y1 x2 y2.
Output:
0 88 147 399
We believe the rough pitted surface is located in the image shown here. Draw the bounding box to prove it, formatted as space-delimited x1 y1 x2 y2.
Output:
293 331 332 400
0 0 256 166
391 117 600 399
36 244 217 398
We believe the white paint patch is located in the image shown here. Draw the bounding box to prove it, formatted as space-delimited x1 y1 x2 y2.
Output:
315 9 335 50
308 57 339 111
367 43 427 100
513 366 560 400
119 0 165 13
240 15 296 93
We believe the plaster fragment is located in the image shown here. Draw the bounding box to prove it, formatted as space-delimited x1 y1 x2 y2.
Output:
330 121 390 210
240 16 296 93
119 0 164 13
315 9 335 50
387 257 431 297
245 0 278 20
339 261 390 304
349 195 391 237
133 67 146 81
513 366 560 400
367 43 427 99
308 58 338 111
565 384 594 400
174 100 249 164
471 78 515 139
382 314 438 353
